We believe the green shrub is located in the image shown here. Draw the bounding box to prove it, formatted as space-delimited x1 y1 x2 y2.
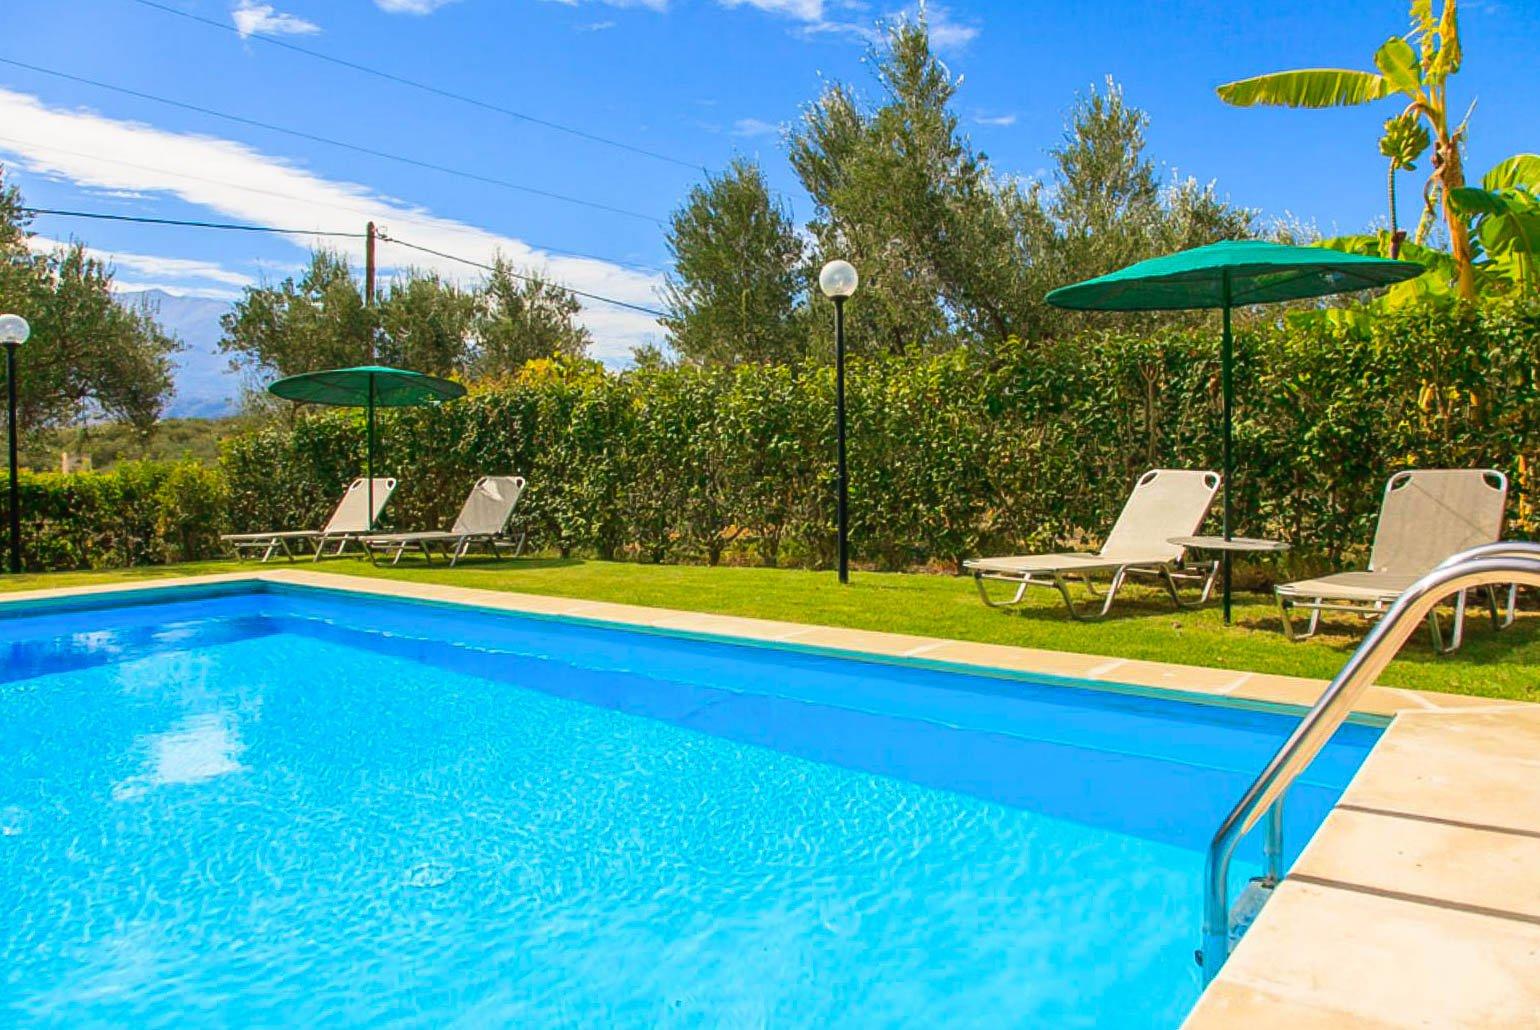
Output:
22 299 1540 575
0 460 232 570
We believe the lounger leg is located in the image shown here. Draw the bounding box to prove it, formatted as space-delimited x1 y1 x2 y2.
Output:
1198 560 1219 604
1277 593 1298 642
1277 594 1323 642
973 572 1030 608
1486 584 1516 630
1053 569 1125 621
449 537 471 568
1431 590 1468 654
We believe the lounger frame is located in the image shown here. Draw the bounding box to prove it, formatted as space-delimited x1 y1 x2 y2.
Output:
362 475 528 568
223 477 397 564
965 469 1222 621
1275 469 1514 653
971 559 1220 621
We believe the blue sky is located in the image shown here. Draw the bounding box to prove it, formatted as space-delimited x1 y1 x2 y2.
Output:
3 0 1536 361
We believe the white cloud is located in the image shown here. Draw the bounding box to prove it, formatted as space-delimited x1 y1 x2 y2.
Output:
0 89 663 363
375 0 460 13
720 0 824 19
231 1 321 38
26 235 254 293
534 0 976 51
922 4 978 50
540 0 669 12
974 112 1016 128
731 117 781 138
576 20 618 31
789 2 980 53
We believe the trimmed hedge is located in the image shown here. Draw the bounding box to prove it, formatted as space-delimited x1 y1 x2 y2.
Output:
215 299 1540 577
5 300 1533 574
0 461 228 570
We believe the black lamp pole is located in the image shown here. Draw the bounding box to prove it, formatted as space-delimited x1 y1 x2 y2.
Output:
5 340 19 574
834 295 849 585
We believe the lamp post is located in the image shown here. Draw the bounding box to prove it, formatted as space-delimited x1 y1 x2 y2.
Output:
818 260 858 584
0 314 30 574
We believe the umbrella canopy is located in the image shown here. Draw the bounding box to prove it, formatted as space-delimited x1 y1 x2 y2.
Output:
1046 240 1424 310
268 365 466 407
1046 240 1423 622
267 366 467 531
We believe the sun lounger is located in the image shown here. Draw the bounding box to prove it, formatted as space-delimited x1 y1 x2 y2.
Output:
361 475 527 567
964 469 1222 620
222 477 397 562
1275 469 1512 652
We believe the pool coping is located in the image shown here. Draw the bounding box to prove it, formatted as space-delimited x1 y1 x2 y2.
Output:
3 569 1535 1026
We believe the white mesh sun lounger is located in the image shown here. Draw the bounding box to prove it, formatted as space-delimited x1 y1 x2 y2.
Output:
221 477 397 563
964 469 1222 620
1276 469 1512 653
361 475 527 567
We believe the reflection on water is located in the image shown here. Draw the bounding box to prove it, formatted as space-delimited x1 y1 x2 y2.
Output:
112 712 246 801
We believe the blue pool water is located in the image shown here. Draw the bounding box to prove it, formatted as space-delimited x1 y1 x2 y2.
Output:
0 585 1379 1026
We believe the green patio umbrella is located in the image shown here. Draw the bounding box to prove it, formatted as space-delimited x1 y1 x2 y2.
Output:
268 365 467 530
1046 240 1424 623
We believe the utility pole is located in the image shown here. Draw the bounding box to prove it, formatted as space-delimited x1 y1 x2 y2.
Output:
365 221 377 305
365 221 377 362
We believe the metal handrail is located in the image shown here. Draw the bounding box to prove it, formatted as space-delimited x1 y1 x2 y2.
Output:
1198 541 1540 980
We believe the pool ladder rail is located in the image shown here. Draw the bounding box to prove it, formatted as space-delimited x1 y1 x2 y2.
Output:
1197 541 1540 982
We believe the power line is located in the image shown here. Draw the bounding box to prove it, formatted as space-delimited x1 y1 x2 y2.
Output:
20 206 365 237
0 57 665 225
21 206 666 318
379 232 667 318
127 0 707 175
4 135 662 272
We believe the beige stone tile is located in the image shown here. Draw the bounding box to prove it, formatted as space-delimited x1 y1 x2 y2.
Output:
555 599 679 625
1101 658 1264 695
0 572 259 605
771 624 953 657
1219 674 1435 714
916 640 1112 679
1213 879 1540 1029
1292 808 1540 921
645 611 813 641
1184 979 1406 1030
1340 713 1540 835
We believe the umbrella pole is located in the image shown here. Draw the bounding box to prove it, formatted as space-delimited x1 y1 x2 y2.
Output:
366 375 376 533
1221 278 1234 625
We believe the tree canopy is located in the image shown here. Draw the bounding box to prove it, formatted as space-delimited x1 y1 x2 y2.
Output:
662 158 806 365
663 16 1253 364
219 249 592 389
0 170 178 433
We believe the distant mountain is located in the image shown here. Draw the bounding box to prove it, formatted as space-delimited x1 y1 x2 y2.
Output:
121 289 240 418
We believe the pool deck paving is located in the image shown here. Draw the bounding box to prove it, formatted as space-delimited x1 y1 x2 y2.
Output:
4 568 1536 1027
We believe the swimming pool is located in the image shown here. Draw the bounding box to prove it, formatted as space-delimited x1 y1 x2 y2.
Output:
0 582 1379 1026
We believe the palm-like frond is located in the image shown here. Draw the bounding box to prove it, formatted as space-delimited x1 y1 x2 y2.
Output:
1216 69 1393 109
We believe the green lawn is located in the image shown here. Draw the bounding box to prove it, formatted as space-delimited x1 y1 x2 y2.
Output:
3 556 1535 701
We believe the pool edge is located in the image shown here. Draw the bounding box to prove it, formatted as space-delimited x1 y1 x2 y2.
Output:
2 568 1535 1026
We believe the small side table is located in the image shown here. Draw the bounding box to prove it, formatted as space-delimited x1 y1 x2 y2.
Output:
1168 535 1291 556
1168 536 1291 624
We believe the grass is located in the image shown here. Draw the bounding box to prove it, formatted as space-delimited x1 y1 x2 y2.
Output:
3 556 1536 701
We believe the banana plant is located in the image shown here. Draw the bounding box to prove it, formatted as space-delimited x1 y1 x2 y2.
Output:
1217 1 1478 298
1292 154 1537 330
1378 113 1430 250
1447 154 1540 292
